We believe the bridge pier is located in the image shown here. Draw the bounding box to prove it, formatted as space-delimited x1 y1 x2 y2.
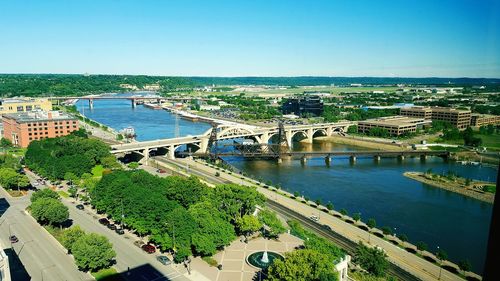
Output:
398 155 405 161
349 155 356 163
277 158 283 164
374 155 381 162
168 145 176 159
88 99 94 110
131 99 137 108
420 155 427 161
300 156 307 165
325 156 331 166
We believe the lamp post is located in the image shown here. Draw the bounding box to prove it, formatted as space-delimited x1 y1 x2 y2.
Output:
437 246 442 280
8 223 16 249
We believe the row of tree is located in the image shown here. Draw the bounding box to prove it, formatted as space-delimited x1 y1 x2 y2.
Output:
90 170 284 262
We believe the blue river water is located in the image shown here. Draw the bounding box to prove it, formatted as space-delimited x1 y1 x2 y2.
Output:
76 96 496 273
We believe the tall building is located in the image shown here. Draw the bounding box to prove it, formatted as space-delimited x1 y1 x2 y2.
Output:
0 242 11 281
2 111 79 147
0 98 52 115
282 95 324 117
400 106 471 130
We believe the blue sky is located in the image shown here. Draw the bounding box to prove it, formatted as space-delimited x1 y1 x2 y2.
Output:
1 0 499 77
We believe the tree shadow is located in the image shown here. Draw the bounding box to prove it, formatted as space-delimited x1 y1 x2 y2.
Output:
0 198 10 217
99 263 176 281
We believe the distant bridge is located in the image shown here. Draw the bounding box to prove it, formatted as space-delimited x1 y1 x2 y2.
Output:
49 95 206 109
110 122 354 161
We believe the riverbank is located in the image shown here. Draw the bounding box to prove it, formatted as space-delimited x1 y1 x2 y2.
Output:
315 135 406 151
404 172 495 204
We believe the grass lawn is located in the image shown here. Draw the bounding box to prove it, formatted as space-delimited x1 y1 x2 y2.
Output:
92 268 124 281
428 146 464 152
58 190 70 198
477 133 500 150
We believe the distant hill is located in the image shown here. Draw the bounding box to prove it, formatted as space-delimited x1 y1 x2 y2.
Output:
0 74 498 97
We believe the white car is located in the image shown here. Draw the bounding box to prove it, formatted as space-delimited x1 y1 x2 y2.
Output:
309 215 319 222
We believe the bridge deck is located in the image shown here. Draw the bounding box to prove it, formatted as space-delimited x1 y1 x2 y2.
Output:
186 150 449 158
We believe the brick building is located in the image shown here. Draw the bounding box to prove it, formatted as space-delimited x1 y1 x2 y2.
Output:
2 111 79 147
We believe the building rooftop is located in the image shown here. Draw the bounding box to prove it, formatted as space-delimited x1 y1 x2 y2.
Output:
0 98 49 104
359 116 429 127
3 110 77 122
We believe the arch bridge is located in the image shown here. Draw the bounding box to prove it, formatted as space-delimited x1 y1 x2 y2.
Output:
109 121 354 161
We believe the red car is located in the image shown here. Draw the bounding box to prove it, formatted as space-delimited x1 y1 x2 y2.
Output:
141 244 156 254
157 169 167 174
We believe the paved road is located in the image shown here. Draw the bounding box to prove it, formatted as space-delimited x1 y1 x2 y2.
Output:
0 189 90 281
25 171 192 281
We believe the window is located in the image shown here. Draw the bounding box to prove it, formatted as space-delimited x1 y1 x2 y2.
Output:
17 106 24 112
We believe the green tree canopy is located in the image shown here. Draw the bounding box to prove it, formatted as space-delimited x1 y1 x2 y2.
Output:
71 233 116 271
30 198 69 226
30 188 60 203
235 214 262 237
353 242 388 277
60 225 86 252
267 249 339 281
257 209 286 238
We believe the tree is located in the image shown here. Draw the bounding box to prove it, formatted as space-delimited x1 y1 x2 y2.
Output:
0 138 13 148
235 215 262 237
416 241 428 251
367 218 376 229
211 184 265 221
101 155 120 169
30 198 69 226
347 125 358 134
188 201 236 256
458 260 472 272
352 212 361 222
315 198 322 206
326 203 334 211
339 209 348 216
0 168 20 189
436 249 448 261
381 226 393 235
71 233 116 271
60 226 86 252
258 209 286 238
127 162 139 169
16 174 31 190
267 249 338 281
30 188 59 203
68 186 78 198
354 242 388 277
64 172 79 185
398 234 408 243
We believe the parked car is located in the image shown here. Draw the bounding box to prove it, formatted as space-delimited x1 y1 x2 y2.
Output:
115 227 125 235
98 218 110 226
157 169 166 174
157 255 172 265
76 204 84 210
134 240 145 248
83 201 90 205
9 235 19 243
107 224 117 231
141 244 156 254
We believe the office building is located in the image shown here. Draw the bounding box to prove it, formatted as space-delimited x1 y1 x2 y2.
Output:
0 98 52 115
470 114 500 127
358 116 429 136
400 106 471 130
282 96 324 117
2 111 79 147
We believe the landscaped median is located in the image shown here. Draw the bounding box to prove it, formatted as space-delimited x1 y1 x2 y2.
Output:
27 188 118 280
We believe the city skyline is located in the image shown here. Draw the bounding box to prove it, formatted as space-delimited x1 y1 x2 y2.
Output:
1 0 499 78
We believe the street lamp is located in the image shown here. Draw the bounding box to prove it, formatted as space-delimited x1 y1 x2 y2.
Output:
436 246 442 280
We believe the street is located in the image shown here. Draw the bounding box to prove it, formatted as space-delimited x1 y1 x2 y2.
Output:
24 170 192 281
0 189 90 281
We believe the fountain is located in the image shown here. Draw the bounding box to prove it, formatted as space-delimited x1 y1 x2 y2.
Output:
247 251 283 270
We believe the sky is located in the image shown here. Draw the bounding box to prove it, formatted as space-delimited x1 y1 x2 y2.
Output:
0 0 499 78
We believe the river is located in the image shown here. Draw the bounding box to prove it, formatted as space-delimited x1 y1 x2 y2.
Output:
76 95 496 273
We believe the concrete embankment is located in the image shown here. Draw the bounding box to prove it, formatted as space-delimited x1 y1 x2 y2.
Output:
404 172 495 204
315 135 406 151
